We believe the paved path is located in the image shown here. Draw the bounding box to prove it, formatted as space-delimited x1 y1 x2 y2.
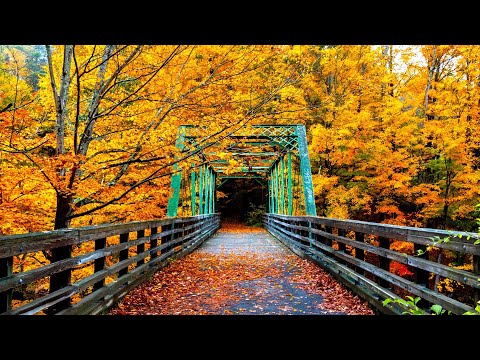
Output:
193 229 343 315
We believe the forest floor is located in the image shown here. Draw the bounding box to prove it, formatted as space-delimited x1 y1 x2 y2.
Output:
107 222 375 315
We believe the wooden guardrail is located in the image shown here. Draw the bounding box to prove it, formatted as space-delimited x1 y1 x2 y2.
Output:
263 213 480 315
0 213 220 315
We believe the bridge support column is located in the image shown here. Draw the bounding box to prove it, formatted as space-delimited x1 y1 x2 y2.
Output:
287 151 293 215
191 165 196 216
167 126 186 217
295 125 316 216
198 165 204 215
279 156 285 214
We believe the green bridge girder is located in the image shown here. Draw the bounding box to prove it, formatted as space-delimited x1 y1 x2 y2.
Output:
166 124 316 217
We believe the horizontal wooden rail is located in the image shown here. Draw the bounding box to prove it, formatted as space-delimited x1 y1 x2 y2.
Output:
263 213 480 315
0 214 220 315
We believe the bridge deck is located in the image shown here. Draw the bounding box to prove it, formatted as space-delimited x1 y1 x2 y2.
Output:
107 226 374 315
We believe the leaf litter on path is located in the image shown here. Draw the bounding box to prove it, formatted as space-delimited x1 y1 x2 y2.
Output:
108 227 375 316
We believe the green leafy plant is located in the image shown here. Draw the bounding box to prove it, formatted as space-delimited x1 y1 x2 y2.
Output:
245 203 265 227
464 301 480 315
383 296 449 315
383 296 480 315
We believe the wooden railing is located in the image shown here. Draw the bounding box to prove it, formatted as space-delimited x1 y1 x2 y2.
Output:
0 213 220 315
263 213 480 315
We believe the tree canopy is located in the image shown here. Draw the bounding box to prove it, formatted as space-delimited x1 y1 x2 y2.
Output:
1 45 479 234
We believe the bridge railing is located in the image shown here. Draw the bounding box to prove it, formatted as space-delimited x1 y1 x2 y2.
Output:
263 213 480 315
0 213 220 315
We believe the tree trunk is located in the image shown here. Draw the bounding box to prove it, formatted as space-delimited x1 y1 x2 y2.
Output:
46 193 73 314
46 45 73 157
424 46 437 121
45 45 74 313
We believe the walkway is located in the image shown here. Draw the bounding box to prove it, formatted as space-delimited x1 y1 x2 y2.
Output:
107 225 375 315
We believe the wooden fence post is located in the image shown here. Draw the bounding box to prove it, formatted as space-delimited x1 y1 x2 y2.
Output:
337 228 346 265
93 238 106 291
338 228 346 253
161 223 173 256
0 256 13 312
325 226 333 248
378 236 391 288
150 227 158 259
354 232 365 275
413 243 429 287
473 254 479 305
136 230 145 266
49 244 72 312
118 232 129 277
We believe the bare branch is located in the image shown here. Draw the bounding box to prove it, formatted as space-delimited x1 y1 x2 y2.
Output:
0 103 12 114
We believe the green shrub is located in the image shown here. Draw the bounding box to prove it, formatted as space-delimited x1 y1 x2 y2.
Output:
245 203 265 227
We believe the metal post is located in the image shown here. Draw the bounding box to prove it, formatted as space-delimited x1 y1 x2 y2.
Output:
198 165 204 215
295 125 317 216
167 126 186 217
287 151 293 215
204 166 210 214
267 176 271 213
273 162 278 214
279 156 285 214
212 171 216 213
190 164 196 216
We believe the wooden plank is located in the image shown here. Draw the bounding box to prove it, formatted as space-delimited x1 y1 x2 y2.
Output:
304 249 405 315
0 233 157 293
0 216 207 259
60 251 175 315
0 256 13 312
319 218 479 254
3 214 219 315
0 229 79 258
307 246 475 315
93 238 106 291
269 217 480 290
316 227 480 289
20 243 179 315
0 219 171 258
269 214 480 254
5 286 76 315
267 223 310 252
62 220 219 315
266 214 479 313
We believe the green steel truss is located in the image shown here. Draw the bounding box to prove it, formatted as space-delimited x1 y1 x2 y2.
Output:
166 124 316 217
